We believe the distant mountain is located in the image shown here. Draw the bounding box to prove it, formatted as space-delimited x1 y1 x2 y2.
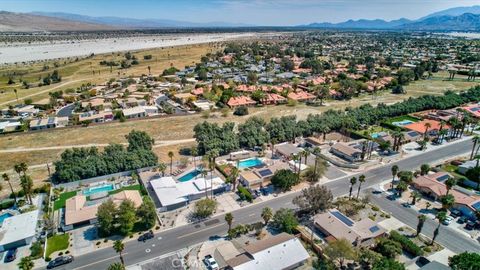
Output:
0 11 116 31
30 12 253 28
401 13 480 31
420 5 480 20
304 18 411 29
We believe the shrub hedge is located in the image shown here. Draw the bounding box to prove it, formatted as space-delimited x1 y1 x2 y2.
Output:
390 230 424 256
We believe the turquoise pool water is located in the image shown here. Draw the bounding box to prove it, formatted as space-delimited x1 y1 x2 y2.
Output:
237 157 264 169
392 120 414 126
178 170 202 182
83 184 114 196
0 213 13 224
371 133 380 139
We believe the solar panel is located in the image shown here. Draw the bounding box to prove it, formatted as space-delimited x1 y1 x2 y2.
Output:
369 226 380 233
407 131 419 137
470 107 480 112
258 169 273 177
331 211 354 227
436 174 449 182
47 117 55 124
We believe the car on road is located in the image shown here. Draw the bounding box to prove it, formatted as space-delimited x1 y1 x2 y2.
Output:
442 216 454 225
372 188 383 194
138 230 154 242
204 255 219 270
386 194 398 201
401 202 411 208
47 255 74 269
4 248 17 263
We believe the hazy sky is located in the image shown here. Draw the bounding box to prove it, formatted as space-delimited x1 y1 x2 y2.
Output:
2 0 480 25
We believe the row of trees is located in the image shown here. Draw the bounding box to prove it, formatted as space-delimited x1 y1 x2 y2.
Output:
52 130 158 183
194 86 480 155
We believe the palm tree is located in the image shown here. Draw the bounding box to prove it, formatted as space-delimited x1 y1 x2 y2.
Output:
2 173 16 203
113 240 125 266
13 89 18 102
201 168 209 198
445 177 456 195
191 147 198 168
420 164 430 176
431 211 447 245
157 163 167 177
20 174 33 204
167 151 174 174
471 135 480 160
356 175 366 199
261 207 273 226
416 214 426 236
18 256 34 270
302 150 309 165
441 194 455 210
107 262 125 270
425 201 431 210
423 122 432 139
225 213 233 231
349 177 357 199
391 165 399 189
230 167 239 192
410 191 421 205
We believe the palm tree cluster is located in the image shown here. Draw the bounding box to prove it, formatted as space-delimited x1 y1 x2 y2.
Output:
348 174 366 199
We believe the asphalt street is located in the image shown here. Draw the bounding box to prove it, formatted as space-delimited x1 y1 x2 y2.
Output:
46 138 478 270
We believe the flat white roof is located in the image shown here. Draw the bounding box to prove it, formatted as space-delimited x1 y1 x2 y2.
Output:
0 210 39 246
150 176 225 208
122 106 146 116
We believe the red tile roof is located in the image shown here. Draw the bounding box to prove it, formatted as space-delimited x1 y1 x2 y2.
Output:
288 91 316 101
227 96 256 107
403 119 449 134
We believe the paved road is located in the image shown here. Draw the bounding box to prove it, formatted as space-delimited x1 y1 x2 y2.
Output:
369 194 480 253
47 139 478 270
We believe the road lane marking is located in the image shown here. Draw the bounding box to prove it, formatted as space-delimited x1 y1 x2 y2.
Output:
248 213 255 217
177 223 224 239
73 253 128 269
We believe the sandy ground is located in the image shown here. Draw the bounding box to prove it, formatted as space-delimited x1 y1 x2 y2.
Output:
0 33 261 64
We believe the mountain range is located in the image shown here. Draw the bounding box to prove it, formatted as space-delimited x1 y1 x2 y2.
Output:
0 5 480 32
303 5 480 30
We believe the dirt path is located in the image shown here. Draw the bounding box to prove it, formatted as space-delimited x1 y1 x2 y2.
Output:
0 138 195 153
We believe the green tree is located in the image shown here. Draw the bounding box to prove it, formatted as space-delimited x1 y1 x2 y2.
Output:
136 197 157 230
420 164 430 175
107 262 126 270
303 157 328 183
225 213 234 231
357 174 366 199
416 214 426 236
126 130 154 151
194 198 217 218
117 199 136 235
349 177 357 199
449 252 480 270
271 169 299 191
396 181 408 197
157 163 167 177
432 211 447 245
168 151 174 174
261 207 273 226
2 173 16 203
20 174 33 204
440 194 455 210
445 177 456 195
372 257 405 270
374 237 402 259
238 117 270 149
324 238 357 269
97 199 116 236
292 185 333 215
391 165 399 189
272 208 298 233
113 240 125 266
18 256 34 270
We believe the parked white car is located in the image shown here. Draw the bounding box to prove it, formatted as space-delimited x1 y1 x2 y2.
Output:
204 255 219 270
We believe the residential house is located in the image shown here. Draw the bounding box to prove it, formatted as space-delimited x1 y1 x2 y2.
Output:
275 143 303 159
225 233 310 270
78 111 114 123
29 116 69 130
330 142 362 162
313 209 386 246
262 93 287 105
403 119 449 137
227 96 256 108
287 91 316 102
0 210 40 251
122 106 146 119
0 121 22 133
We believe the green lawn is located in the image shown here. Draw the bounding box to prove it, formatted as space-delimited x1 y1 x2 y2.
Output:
108 184 145 195
46 234 69 258
53 191 77 211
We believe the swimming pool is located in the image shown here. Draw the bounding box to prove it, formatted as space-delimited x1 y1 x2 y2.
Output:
237 157 264 169
178 169 202 182
83 184 115 196
392 120 414 126
0 213 13 224
371 133 380 139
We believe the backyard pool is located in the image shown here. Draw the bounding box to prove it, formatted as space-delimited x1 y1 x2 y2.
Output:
237 157 264 169
392 120 414 126
0 212 13 224
82 184 115 196
178 169 202 182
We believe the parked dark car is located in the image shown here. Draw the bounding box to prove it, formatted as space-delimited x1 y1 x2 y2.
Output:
450 209 461 218
416 256 431 267
457 216 468 224
387 194 398 201
401 202 411 208
138 230 154 242
466 221 476 230
4 248 17 263
47 255 74 269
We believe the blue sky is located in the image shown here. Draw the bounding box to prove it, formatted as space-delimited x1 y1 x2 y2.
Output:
2 0 479 25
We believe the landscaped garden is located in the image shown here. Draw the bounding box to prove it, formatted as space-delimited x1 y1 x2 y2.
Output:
53 191 77 211
46 234 70 258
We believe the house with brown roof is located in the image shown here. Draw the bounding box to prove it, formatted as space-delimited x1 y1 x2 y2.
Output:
262 93 287 105
330 142 362 162
62 190 143 231
313 209 386 246
287 91 316 102
413 172 480 219
403 119 450 137
225 233 310 270
227 96 256 108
